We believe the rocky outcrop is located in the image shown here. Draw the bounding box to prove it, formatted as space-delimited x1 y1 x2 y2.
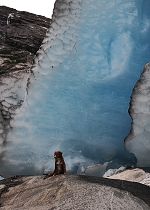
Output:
125 63 150 167
0 6 51 146
107 168 150 187
0 175 150 209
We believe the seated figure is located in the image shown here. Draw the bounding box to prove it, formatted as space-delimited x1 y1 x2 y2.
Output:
44 151 66 179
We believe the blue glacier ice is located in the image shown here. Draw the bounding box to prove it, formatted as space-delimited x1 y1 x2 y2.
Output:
2 0 150 175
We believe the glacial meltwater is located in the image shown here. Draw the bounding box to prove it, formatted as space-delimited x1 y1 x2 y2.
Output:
1 0 150 176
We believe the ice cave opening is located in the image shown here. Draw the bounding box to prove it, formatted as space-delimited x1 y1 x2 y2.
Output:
1 0 150 176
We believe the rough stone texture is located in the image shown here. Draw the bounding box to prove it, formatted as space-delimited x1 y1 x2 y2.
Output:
0 6 51 146
0 175 150 210
108 168 150 187
125 63 150 167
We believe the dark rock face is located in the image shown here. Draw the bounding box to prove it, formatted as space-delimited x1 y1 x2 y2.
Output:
0 6 51 75
0 6 51 145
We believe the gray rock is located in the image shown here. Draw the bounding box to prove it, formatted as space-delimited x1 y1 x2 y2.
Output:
107 168 150 187
0 175 150 210
0 185 5 190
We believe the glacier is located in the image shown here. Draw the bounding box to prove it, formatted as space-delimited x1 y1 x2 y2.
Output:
125 63 150 167
1 0 150 175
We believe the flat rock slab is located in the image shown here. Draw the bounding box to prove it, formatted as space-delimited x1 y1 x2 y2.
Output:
108 168 150 187
0 175 149 210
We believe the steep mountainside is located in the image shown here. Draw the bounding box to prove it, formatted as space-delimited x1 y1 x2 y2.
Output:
0 6 51 146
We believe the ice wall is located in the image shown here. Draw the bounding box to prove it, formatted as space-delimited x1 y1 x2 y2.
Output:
1 0 150 175
125 63 150 167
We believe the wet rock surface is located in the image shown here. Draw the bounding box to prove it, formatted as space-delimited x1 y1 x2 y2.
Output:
0 175 150 210
0 6 51 146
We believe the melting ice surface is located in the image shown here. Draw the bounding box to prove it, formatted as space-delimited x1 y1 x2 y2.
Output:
2 0 150 175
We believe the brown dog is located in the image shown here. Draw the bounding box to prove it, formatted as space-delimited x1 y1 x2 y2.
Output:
44 151 66 179
52 151 66 176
